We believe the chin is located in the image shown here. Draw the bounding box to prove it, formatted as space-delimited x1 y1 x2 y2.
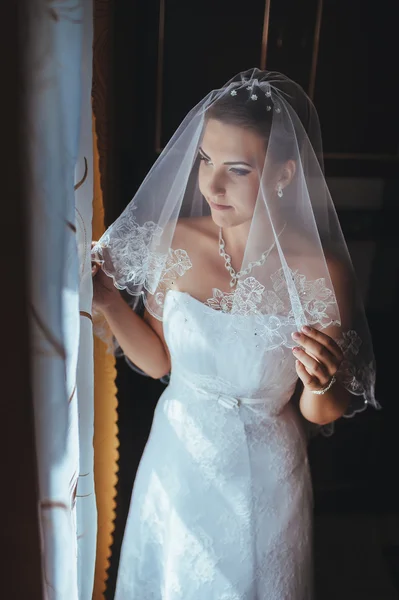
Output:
210 210 235 228
210 209 249 230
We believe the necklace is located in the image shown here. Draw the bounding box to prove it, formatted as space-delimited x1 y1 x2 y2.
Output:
219 223 286 288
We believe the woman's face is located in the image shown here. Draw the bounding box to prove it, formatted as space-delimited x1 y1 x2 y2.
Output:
198 118 269 229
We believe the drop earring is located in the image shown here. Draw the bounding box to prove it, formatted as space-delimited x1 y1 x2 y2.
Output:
277 184 283 198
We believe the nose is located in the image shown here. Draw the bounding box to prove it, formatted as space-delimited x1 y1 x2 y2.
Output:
207 172 226 198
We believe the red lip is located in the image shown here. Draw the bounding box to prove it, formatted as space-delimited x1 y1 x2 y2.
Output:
209 200 232 211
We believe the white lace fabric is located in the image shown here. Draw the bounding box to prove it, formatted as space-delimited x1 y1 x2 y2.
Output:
93 217 376 420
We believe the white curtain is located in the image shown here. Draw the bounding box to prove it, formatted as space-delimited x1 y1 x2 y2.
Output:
27 1 96 598
75 0 97 596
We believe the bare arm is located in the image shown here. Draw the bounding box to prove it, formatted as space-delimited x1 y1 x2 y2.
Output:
101 296 171 379
92 261 170 379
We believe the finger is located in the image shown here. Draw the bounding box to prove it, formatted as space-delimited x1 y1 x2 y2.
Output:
91 242 102 272
291 331 340 375
301 326 343 361
292 346 330 385
91 242 102 262
295 359 315 387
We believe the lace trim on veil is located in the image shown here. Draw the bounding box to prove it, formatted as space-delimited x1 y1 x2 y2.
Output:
92 219 376 416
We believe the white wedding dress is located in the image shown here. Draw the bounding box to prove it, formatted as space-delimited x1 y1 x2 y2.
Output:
114 289 314 600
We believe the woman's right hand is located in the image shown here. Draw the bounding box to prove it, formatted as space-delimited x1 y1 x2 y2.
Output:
91 242 120 312
90 243 170 379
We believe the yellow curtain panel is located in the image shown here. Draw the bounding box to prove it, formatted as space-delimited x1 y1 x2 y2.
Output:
92 114 119 599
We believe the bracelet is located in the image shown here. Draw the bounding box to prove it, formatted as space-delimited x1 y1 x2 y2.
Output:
310 375 336 395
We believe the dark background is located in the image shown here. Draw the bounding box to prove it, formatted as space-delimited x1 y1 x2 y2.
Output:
103 0 399 596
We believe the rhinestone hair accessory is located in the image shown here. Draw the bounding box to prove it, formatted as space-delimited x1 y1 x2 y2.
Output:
228 79 285 114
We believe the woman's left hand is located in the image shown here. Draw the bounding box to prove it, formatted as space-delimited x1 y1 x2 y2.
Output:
292 326 343 393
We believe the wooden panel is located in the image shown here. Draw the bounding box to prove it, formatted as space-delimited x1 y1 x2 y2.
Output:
315 0 399 159
160 0 266 147
92 0 117 226
265 0 319 94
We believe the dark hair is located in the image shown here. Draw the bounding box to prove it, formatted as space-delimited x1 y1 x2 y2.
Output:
206 83 314 163
206 87 273 145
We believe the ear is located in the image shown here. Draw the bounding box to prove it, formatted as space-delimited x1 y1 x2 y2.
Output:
278 159 296 190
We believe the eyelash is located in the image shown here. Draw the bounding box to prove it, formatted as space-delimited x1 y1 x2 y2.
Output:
230 168 251 177
199 155 250 177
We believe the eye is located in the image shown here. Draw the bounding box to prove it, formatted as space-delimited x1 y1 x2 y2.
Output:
229 167 251 177
199 152 212 166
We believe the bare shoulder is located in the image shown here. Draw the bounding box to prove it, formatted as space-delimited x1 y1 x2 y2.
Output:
287 237 353 316
325 254 351 285
172 215 217 252
285 235 354 328
290 252 348 281
283 227 350 284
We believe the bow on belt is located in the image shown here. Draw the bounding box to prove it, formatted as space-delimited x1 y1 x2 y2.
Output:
174 374 266 411
214 393 265 410
189 383 266 411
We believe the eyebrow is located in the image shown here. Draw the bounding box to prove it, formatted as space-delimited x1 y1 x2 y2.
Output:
199 147 254 169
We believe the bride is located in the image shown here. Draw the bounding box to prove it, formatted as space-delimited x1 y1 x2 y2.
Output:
92 69 378 599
